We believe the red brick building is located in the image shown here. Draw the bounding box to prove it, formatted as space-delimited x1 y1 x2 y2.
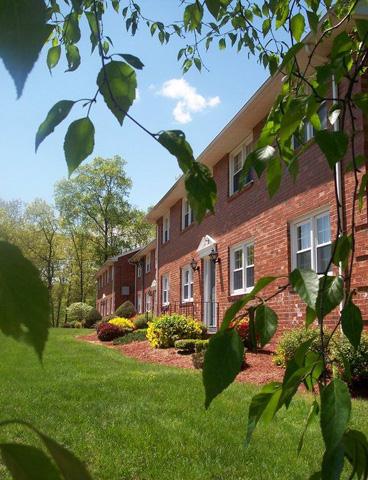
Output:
96 248 138 317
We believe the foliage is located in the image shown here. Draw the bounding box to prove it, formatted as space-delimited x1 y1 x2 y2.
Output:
174 339 199 354
108 317 135 330
133 314 150 330
84 308 102 328
67 302 93 323
63 320 83 329
147 314 204 348
112 329 147 345
229 317 250 348
115 300 136 319
273 327 330 368
96 322 122 342
331 333 368 382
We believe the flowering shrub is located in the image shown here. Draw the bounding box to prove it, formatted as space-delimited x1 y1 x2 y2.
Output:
108 317 135 330
97 322 122 342
147 314 205 348
229 317 250 346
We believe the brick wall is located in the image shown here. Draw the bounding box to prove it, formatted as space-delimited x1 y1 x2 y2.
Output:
135 247 156 314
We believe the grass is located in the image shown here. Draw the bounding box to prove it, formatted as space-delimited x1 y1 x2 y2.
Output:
0 329 367 480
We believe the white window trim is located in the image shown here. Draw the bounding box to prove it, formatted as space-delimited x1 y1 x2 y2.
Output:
145 252 151 273
290 209 332 274
145 291 152 312
229 138 253 196
137 292 143 314
182 198 194 230
230 240 255 296
137 263 142 278
181 265 194 303
162 274 169 306
163 212 170 243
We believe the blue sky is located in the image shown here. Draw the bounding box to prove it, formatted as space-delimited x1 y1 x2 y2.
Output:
0 1 268 211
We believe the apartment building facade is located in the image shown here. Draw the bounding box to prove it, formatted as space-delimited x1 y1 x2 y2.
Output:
129 240 157 315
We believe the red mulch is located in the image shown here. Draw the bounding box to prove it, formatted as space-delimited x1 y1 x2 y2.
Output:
77 333 284 385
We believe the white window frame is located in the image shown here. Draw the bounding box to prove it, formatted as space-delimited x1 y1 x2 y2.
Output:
137 292 143 313
145 252 151 273
290 210 332 274
137 263 142 278
230 241 255 295
163 212 170 243
181 265 194 303
292 101 328 149
145 291 152 312
162 274 169 306
182 198 194 230
229 139 252 196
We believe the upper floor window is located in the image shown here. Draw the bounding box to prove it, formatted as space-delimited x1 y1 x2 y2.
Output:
137 292 143 313
293 102 328 149
230 241 254 295
182 199 194 230
163 212 170 243
229 141 252 196
162 274 169 305
291 211 331 274
145 292 152 312
181 266 194 303
137 263 142 278
145 252 151 273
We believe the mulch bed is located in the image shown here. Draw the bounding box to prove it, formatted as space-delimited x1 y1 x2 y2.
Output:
77 333 284 385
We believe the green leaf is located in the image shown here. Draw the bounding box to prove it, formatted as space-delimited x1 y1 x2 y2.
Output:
279 98 305 142
332 235 352 269
320 378 351 452
242 145 276 181
203 329 244 408
97 61 137 125
85 11 98 49
358 174 367 211
321 443 345 480
279 43 304 71
245 382 282 447
315 130 348 169
0 443 61 480
184 2 203 31
64 118 95 176
307 10 319 33
331 31 353 59
289 268 319 309
0 241 49 360
36 100 75 152
63 12 81 44
255 305 278 347
118 53 144 70
222 277 277 329
316 276 344 321
291 13 305 42
353 92 368 116
341 300 363 350
343 429 368 480
205 0 221 18
157 130 194 173
65 44 81 72
0 0 54 97
306 305 317 327
47 46 61 71
185 163 217 223
266 156 282 197
297 400 319 454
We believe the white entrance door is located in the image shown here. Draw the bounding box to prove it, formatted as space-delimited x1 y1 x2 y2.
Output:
203 258 217 331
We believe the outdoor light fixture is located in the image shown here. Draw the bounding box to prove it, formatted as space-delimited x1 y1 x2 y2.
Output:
190 258 200 271
209 248 220 264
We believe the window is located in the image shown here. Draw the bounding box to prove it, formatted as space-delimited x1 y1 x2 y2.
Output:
182 199 194 230
181 266 194 302
145 292 152 312
291 211 331 274
137 292 142 313
293 102 328 149
163 213 170 243
229 141 252 196
162 274 169 305
137 263 142 278
145 252 151 273
230 242 255 295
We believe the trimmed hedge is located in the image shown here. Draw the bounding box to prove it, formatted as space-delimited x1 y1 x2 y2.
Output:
84 308 102 328
175 339 209 354
115 300 136 319
147 314 205 348
112 329 147 345
331 333 368 382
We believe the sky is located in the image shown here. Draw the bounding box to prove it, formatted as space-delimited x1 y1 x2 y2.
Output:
0 1 268 212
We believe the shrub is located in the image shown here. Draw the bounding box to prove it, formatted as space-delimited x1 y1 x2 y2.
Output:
229 317 250 347
175 338 209 354
97 322 122 342
194 339 209 353
67 302 93 323
84 308 102 328
115 300 136 319
133 314 150 330
273 327 330 367
147 314 205 348
192 340 209 369
330 333 368 382
62 321 82 328
112 329 147 345
108 317 135 330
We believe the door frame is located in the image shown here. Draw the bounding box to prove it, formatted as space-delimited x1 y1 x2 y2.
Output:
203 257 217 332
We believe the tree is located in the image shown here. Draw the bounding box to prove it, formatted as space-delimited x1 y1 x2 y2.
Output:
0 0 368 478
55 155 152 263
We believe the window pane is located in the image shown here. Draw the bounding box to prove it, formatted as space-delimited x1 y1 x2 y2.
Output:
233 270 243 291
233 170 241 193
233 152 242 173
190 282 193 299
247 244 254 265
234 249 243 269
297 250 312 269
184 284 189 300
297 223 311 250
317 244 332 273
246 266 254 288
317 215 330 245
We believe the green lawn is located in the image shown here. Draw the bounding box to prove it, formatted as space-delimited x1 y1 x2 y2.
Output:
0 329 366 480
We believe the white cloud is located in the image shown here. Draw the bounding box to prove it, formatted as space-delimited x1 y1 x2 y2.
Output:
158 78 220 124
